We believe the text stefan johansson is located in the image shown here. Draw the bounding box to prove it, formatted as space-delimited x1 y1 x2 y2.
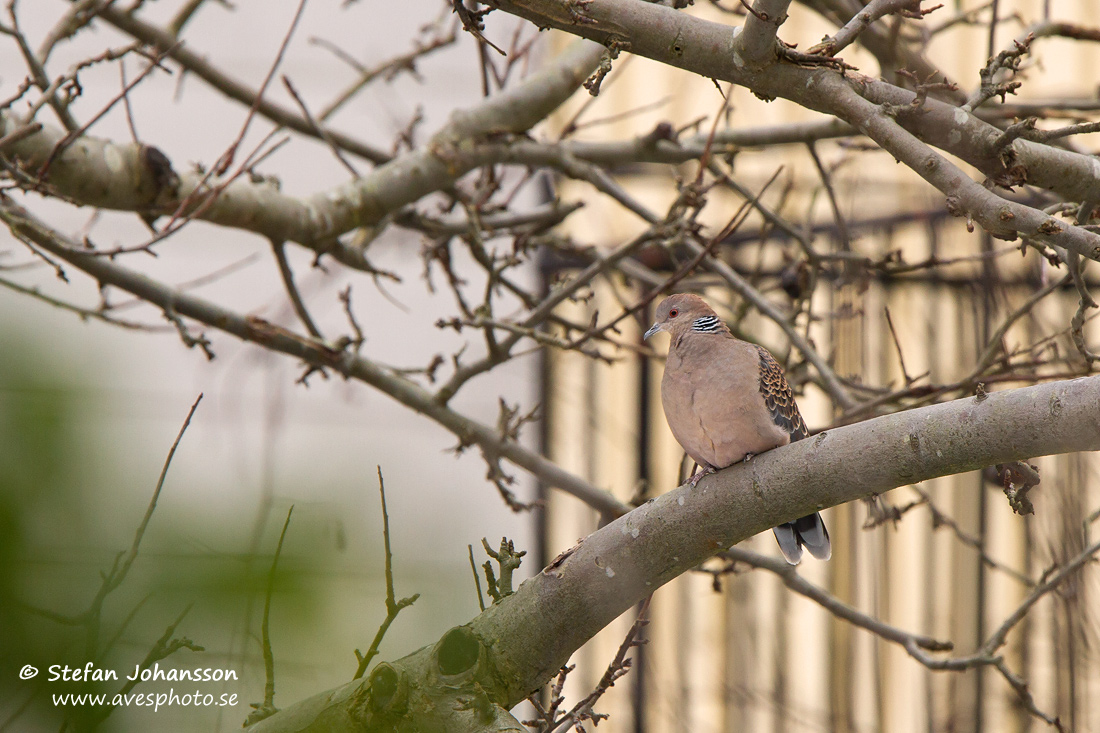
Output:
48 663 237 683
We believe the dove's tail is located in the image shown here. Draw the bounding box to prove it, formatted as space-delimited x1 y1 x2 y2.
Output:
772 512 831 564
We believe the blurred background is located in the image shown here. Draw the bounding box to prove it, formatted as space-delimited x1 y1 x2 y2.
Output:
1 1 1098 732
0 1 540 730
541 2 1100 731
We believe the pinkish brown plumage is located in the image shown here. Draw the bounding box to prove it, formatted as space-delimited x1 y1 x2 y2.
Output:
644 293 830 564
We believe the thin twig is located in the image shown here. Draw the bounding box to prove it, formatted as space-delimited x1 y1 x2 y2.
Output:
973 272 1072 374
281 74 359 176
101 394 204 600
353 468 420 679
211 0 309 176
719 547 954 652
468 544 486 612
270 239 324 340
246 506 294 725
910 487 1033 586
313 21 458 122
883 305 915 384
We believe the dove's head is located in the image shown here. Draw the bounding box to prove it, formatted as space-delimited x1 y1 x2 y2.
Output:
643 293 722 340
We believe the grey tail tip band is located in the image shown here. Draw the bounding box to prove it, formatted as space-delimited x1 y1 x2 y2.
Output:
773 512 831 564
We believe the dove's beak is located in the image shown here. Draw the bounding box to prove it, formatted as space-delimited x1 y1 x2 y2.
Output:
643 322 663 340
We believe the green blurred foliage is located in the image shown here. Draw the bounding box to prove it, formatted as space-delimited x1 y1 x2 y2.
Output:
0 333 324 732
0 332 80 688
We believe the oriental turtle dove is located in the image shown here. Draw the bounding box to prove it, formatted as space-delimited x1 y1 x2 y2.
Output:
644 293 831 564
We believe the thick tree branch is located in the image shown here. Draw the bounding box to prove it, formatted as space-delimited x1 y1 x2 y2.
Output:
854 77 1100 208
8 5 1099 732
814 76 1100 257
39 2 1100 262
0 40 606 268
486 0 1100 260
795 0 963 98
739 0 792 64
810 0 933 57
246 375 1100 730
0 112 856 263
0 196 625 517
472 376 1100 707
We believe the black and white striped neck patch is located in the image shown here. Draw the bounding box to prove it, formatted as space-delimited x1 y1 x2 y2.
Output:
692 315 722 333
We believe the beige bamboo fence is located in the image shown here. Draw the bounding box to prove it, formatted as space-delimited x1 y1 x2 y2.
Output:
537 2 1100 730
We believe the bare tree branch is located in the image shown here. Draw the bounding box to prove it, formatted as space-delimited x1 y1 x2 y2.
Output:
0 196 626 516
247 374 1100 730
486 0 1100 260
